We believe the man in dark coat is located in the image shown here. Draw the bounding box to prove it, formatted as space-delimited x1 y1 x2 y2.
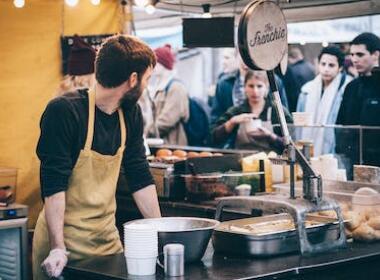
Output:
336 32 380 176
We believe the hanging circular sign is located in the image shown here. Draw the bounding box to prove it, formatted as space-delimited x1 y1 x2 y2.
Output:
238 0 288 71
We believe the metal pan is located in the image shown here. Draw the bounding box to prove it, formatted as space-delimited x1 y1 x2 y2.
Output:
212 214 343 257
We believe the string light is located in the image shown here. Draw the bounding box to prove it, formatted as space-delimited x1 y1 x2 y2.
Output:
91 0 101 5
135 0 149 8
202 4 212 18
145 4 155 14
13 0 25 8
322 41 329 47
65 0 79 7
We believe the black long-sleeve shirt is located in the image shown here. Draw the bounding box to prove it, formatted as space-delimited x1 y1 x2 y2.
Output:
36 89 154 198
336 75 380 167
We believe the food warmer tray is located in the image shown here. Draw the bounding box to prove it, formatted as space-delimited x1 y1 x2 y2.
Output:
212 213 344 257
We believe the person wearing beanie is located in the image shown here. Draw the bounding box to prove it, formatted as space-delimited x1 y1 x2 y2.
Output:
336 32 380 176
143 44 190 145
57 35 96 95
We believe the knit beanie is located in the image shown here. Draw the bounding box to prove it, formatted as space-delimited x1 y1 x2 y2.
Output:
67 35 96 76
154 44 175 70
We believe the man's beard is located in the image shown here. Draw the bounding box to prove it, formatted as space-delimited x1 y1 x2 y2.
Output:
120 81 143 108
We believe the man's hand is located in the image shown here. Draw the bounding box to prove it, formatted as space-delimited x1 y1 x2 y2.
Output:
41 248 69 278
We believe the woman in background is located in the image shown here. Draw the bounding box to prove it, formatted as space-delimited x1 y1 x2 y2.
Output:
211 70 292 153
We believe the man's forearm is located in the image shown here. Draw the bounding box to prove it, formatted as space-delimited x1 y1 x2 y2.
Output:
44 191 66 249
132 185 161 218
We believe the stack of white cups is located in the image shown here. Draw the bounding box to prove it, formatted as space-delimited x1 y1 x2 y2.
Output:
124 223 158 276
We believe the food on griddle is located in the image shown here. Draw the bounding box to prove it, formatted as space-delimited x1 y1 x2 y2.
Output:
187 152 200 158
199 151 213 157
156 149 172 158
317 210 337 219
228 219 323 236
213 153 223 156
173 149 187 158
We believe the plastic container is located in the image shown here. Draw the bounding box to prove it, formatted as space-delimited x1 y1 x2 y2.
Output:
126 256 157 276
0 167 17 205
245 118 262 133
352 187 380 212
292 112 312 126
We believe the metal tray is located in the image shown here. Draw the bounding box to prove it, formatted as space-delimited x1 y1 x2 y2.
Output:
212 213 343 257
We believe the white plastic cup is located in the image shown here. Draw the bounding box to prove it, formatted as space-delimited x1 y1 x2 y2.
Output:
126 256 157 276
245 118 262 133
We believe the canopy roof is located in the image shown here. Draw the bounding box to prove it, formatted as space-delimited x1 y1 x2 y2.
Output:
152 0 380 23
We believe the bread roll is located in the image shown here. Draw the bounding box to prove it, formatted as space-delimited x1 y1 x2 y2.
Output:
367 217 380 230
173 150 187 158
199 151 213 157
156 149 172 158
346 211 365 231
187 152 200 158
342 209 352 221
352 223 380 241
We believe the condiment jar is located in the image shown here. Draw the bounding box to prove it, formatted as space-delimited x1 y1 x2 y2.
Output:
164 243 184 277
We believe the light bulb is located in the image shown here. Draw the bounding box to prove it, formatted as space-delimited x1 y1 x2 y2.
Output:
300 40 306 46
65 0 79 7
13 0 25 8
322 41 329 47
91 0 101 5
145 4 155 14
201 4 211 18
135 0 148 8
202 12 212 18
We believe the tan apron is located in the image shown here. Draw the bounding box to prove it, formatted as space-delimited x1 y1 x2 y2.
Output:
236 107 273 150
33 90 126 279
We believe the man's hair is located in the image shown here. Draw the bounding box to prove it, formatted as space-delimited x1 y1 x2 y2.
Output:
95 35 156 88
351 32 380 54
318 45 345 67
288 47 303 60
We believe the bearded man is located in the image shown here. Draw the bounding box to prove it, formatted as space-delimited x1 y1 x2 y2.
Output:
33 35 161 279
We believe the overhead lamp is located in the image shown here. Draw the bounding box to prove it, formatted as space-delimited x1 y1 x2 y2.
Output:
202 4 212 18
300 40 306 46
322 41 329 47
134 0 148 7
91 0 101 6
145 4 156 14
65 0 79 7
13 0 25 8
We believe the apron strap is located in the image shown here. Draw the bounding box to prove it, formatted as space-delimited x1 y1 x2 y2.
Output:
84 89 96 151
118 109 127 150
